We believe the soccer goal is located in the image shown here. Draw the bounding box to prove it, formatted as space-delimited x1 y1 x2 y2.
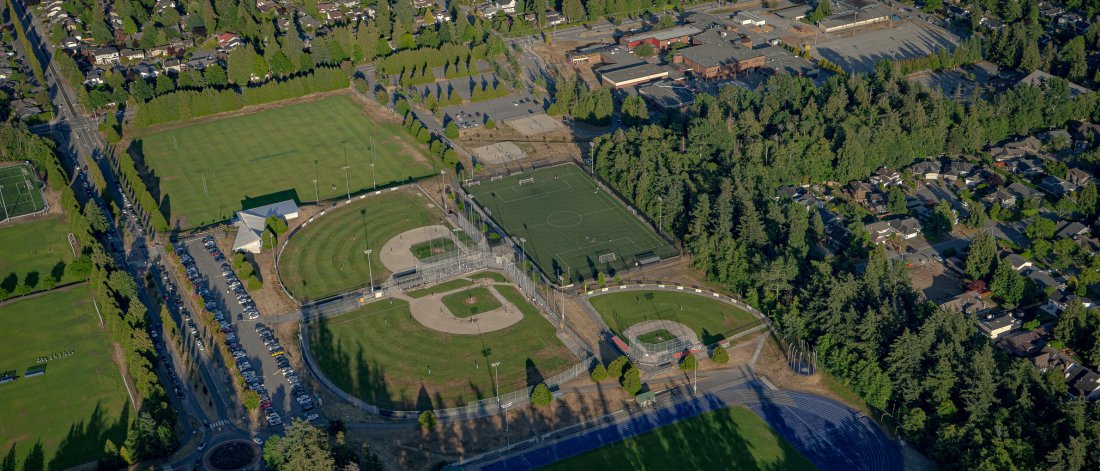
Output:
598 252 617 263
518 177 535 185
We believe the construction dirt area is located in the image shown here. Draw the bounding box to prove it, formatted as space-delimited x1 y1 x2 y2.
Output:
908 260 963 304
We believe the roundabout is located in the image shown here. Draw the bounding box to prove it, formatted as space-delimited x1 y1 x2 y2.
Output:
203 440 260 471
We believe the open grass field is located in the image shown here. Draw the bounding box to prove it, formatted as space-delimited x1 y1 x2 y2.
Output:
636 328 674 345
0 213 80 294
589 290 759 345
279 189 445 301
466 164 676 283
410 237 457 259
0 285 131 470
309 285 574 409
540 406 814 471
135 95 435 228
0 163 46 222
441 287 502 318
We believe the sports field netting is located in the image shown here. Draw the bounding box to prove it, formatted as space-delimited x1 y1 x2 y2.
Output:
466 164 677 282
0 164 45 222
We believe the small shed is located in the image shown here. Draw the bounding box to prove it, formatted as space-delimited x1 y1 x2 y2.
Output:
636 390 656 407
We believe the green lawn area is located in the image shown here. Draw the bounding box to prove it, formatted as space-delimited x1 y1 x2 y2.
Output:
441 287 502 318
134 94 435 228
0 286 131 470
410 237 457 259
540 406 814 471
309 291 574 409
636 329 675 345
468 271 507 283
406 278 473 299
466 164 677 283
0 213 81 294
0 163 46 221
589 290 759 345
279 189 446 301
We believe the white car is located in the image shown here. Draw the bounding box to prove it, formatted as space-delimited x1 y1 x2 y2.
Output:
196 340 205 351
306 413 320 421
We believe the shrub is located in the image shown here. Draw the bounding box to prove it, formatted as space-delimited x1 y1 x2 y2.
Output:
233 253 245 269
679 352 697 371
247 275 263 290
445 121 459 139
607 355 630 380
242 389 260 410
530 383 552 406
418 410 437 429
622 366 642 396
590 363 608 382
711 346 729 364
485 118 496 129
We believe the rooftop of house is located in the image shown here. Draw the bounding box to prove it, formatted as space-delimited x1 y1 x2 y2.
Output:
940 290 997 315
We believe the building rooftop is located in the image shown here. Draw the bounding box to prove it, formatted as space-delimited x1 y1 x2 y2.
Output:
1018 70 1092 96
676 41 763 68
598 63 669 84
622 25 702 43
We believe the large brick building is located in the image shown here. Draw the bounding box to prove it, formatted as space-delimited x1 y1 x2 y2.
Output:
620 25 701 50
672 40 765 79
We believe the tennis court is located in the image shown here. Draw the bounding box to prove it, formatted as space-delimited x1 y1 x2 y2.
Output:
0 163 46 222
466 164 676 282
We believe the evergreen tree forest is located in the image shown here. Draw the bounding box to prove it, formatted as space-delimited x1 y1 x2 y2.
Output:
591 71 1100 468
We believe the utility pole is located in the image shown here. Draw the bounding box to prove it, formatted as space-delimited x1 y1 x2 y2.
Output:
342 141 351 203
364 249 374 295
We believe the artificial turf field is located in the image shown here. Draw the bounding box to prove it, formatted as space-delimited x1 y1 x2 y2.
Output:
466 164 676 282
308 283 574 409
279 189 446 301
0 213 80 294
0 163 46 222
135 95 435 228
0 285 131 470
540 406 814 471
588 290 760 346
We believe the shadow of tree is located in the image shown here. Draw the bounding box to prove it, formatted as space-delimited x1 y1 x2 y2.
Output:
46 401 130 471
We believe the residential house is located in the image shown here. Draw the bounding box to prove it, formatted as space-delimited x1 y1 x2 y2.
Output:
1070 121 1100 146
1040 128 1072 145
1039 175 1076 197
147 45 171 58
989 136 1042 161
546 10 565 25
1033 347 1077 375
978 311 1021 339
1026 268 1066 292
870 167 902 187
1071 369 1100 400
865 217 922 244
1006 182 1040 204
1041 290 1095 317
1056 221 1090 240
119 48 144 62
1003 253 1033 271
940 290 997 316
83 69 103 86
216 32 241 49
495 0 517 14
154 0 175 13
93 47 120 65
942 160 975 182
163 58 185 73
909 160 941 180
1076 237 1100 256
1001 329 1046 357
60 37 80 50
1005 157 1045 176
130 63 158 78
1067 168 1093 187
983 188 1017 207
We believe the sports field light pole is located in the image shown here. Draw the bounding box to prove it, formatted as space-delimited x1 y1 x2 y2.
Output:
518 237 527 273
440 169 448 212
314 159 320 204
370 137 377 191
342 141 351 202
364 249 374 295
557 274 565 329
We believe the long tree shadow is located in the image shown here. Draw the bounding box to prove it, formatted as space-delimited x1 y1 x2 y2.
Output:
46 401 130 471
524 358 544 389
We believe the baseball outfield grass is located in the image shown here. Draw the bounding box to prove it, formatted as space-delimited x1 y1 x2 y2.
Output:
0 285 131 470
308 285 574 409
134 95 434 228
588 290 759 345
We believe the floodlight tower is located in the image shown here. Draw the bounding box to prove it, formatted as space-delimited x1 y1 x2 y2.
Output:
364 249 374 295
342 141 351 202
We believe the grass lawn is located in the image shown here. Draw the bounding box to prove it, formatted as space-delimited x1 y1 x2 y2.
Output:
134 94 434 228
406 278 473 299
636 329 675 345
0 286 131 470
589 290 759 345
441 287 502 318
309 291 574 409
0 163 46 221
279 189 445 301
466 163 676 283
468 271 507 282
410 237 457 259
540 406 814 471
0 213 80 294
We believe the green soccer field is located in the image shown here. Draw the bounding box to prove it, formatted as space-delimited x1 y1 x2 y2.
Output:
134 95 435 228
308 282 575 409
278 189 447 301
540 406 814 470
0 213 82 295
589 290 760 345
466 164 676 283
0 163 46 222
0 286 131 470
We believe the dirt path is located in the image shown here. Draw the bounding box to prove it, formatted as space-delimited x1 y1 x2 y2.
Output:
403 279 522 335
379 224 458 272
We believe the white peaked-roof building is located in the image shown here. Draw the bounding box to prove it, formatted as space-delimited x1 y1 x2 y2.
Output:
232 200 300 253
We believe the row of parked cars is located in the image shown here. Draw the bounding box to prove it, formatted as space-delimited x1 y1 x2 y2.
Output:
254 322 316 424
204 236 261 321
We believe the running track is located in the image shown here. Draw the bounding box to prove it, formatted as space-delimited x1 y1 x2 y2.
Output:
466 381 901 470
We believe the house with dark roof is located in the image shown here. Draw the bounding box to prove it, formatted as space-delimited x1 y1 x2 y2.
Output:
1071 369 1100 400
989 136 1042 161
1039 175 1076 197
940 291 996 316
1041 290 1095 317
1001 329 1046 357
1067 168 1093 187
1006 182 1039 204
909 160 941 180
672 40 764 80
1056 221 1090 240
1025 268 1066 292
1018 70 1092 96
1003 253 1033 271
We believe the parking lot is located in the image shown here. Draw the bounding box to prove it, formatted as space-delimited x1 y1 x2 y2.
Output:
443 92 542 130
814 21 960 74
182 238 318 429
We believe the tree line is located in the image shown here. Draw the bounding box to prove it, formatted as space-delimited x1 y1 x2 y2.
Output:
590 69 1100 467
